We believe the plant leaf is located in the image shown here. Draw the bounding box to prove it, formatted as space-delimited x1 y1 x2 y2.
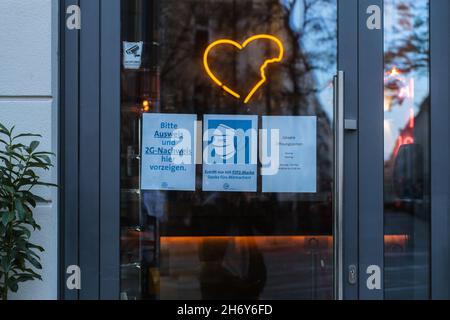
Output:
27 243 44 252
1 211 15 226
0 123 8 134
15 200 26 220
7 279 19 293
24 255 42 270
28 141 40 153
13 133 42 140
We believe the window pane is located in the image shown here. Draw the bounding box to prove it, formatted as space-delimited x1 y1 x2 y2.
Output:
120 0 337 300
383 0 430 299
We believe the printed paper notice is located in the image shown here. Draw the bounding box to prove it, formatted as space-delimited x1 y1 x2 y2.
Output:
262 116 317 193
141 113 196 191
203 115 258 192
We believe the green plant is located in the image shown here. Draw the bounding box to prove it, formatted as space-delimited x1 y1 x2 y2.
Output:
0 123 56 300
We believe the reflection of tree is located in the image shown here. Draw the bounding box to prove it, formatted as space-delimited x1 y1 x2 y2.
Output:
159 0 336 191
383 0 429 160
281 0 336 97
384 0 430 168
159 0 336 113
383 0 429 155
384 1 429 75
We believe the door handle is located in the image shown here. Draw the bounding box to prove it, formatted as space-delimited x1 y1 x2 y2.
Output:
333 71 344 300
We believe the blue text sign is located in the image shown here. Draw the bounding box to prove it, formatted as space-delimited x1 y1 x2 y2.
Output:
141 113 197 191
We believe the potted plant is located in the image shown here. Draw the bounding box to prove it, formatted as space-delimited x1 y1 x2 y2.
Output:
0 123 56 300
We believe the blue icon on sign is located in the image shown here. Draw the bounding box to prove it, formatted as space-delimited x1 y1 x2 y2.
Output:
206 120 253 165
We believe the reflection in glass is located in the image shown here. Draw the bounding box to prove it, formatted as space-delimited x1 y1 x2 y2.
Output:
120 0 337 300
383 0 430 299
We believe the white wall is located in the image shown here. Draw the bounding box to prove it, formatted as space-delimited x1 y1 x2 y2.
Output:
0 0 58 300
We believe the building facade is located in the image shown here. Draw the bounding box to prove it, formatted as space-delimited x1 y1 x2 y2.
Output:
0 0 59 300
1 0 450 300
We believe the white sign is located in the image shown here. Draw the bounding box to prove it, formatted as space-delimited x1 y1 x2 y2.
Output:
141 113 196 191
203 115 258 192
123 41 143 69
262 116 317 193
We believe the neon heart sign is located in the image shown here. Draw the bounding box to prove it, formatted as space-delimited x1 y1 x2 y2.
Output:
203 34 284 104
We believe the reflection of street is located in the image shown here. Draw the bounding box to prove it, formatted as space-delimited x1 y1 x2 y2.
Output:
383 94 430 299
159 236 332 300
384 210 429 299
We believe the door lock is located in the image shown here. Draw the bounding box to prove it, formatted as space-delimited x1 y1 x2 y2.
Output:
348 264 357 285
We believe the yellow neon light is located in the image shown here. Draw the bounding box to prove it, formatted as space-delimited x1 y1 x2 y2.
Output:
203 34 284 104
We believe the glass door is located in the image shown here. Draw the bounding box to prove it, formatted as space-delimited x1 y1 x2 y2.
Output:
119 0 339 300
383 0 431 299
357 0 432 300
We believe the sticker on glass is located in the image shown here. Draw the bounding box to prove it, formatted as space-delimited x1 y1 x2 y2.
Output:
262 116 317 193
123 41 143 69
141 113 197 191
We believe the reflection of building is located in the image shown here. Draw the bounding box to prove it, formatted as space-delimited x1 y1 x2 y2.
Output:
384 93 430 299
384 96 429 206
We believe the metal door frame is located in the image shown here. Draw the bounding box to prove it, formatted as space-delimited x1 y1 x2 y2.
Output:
430 0 450 300
357 0 385 300
338 0 359 300
355 0 450 300
60 0 121 300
